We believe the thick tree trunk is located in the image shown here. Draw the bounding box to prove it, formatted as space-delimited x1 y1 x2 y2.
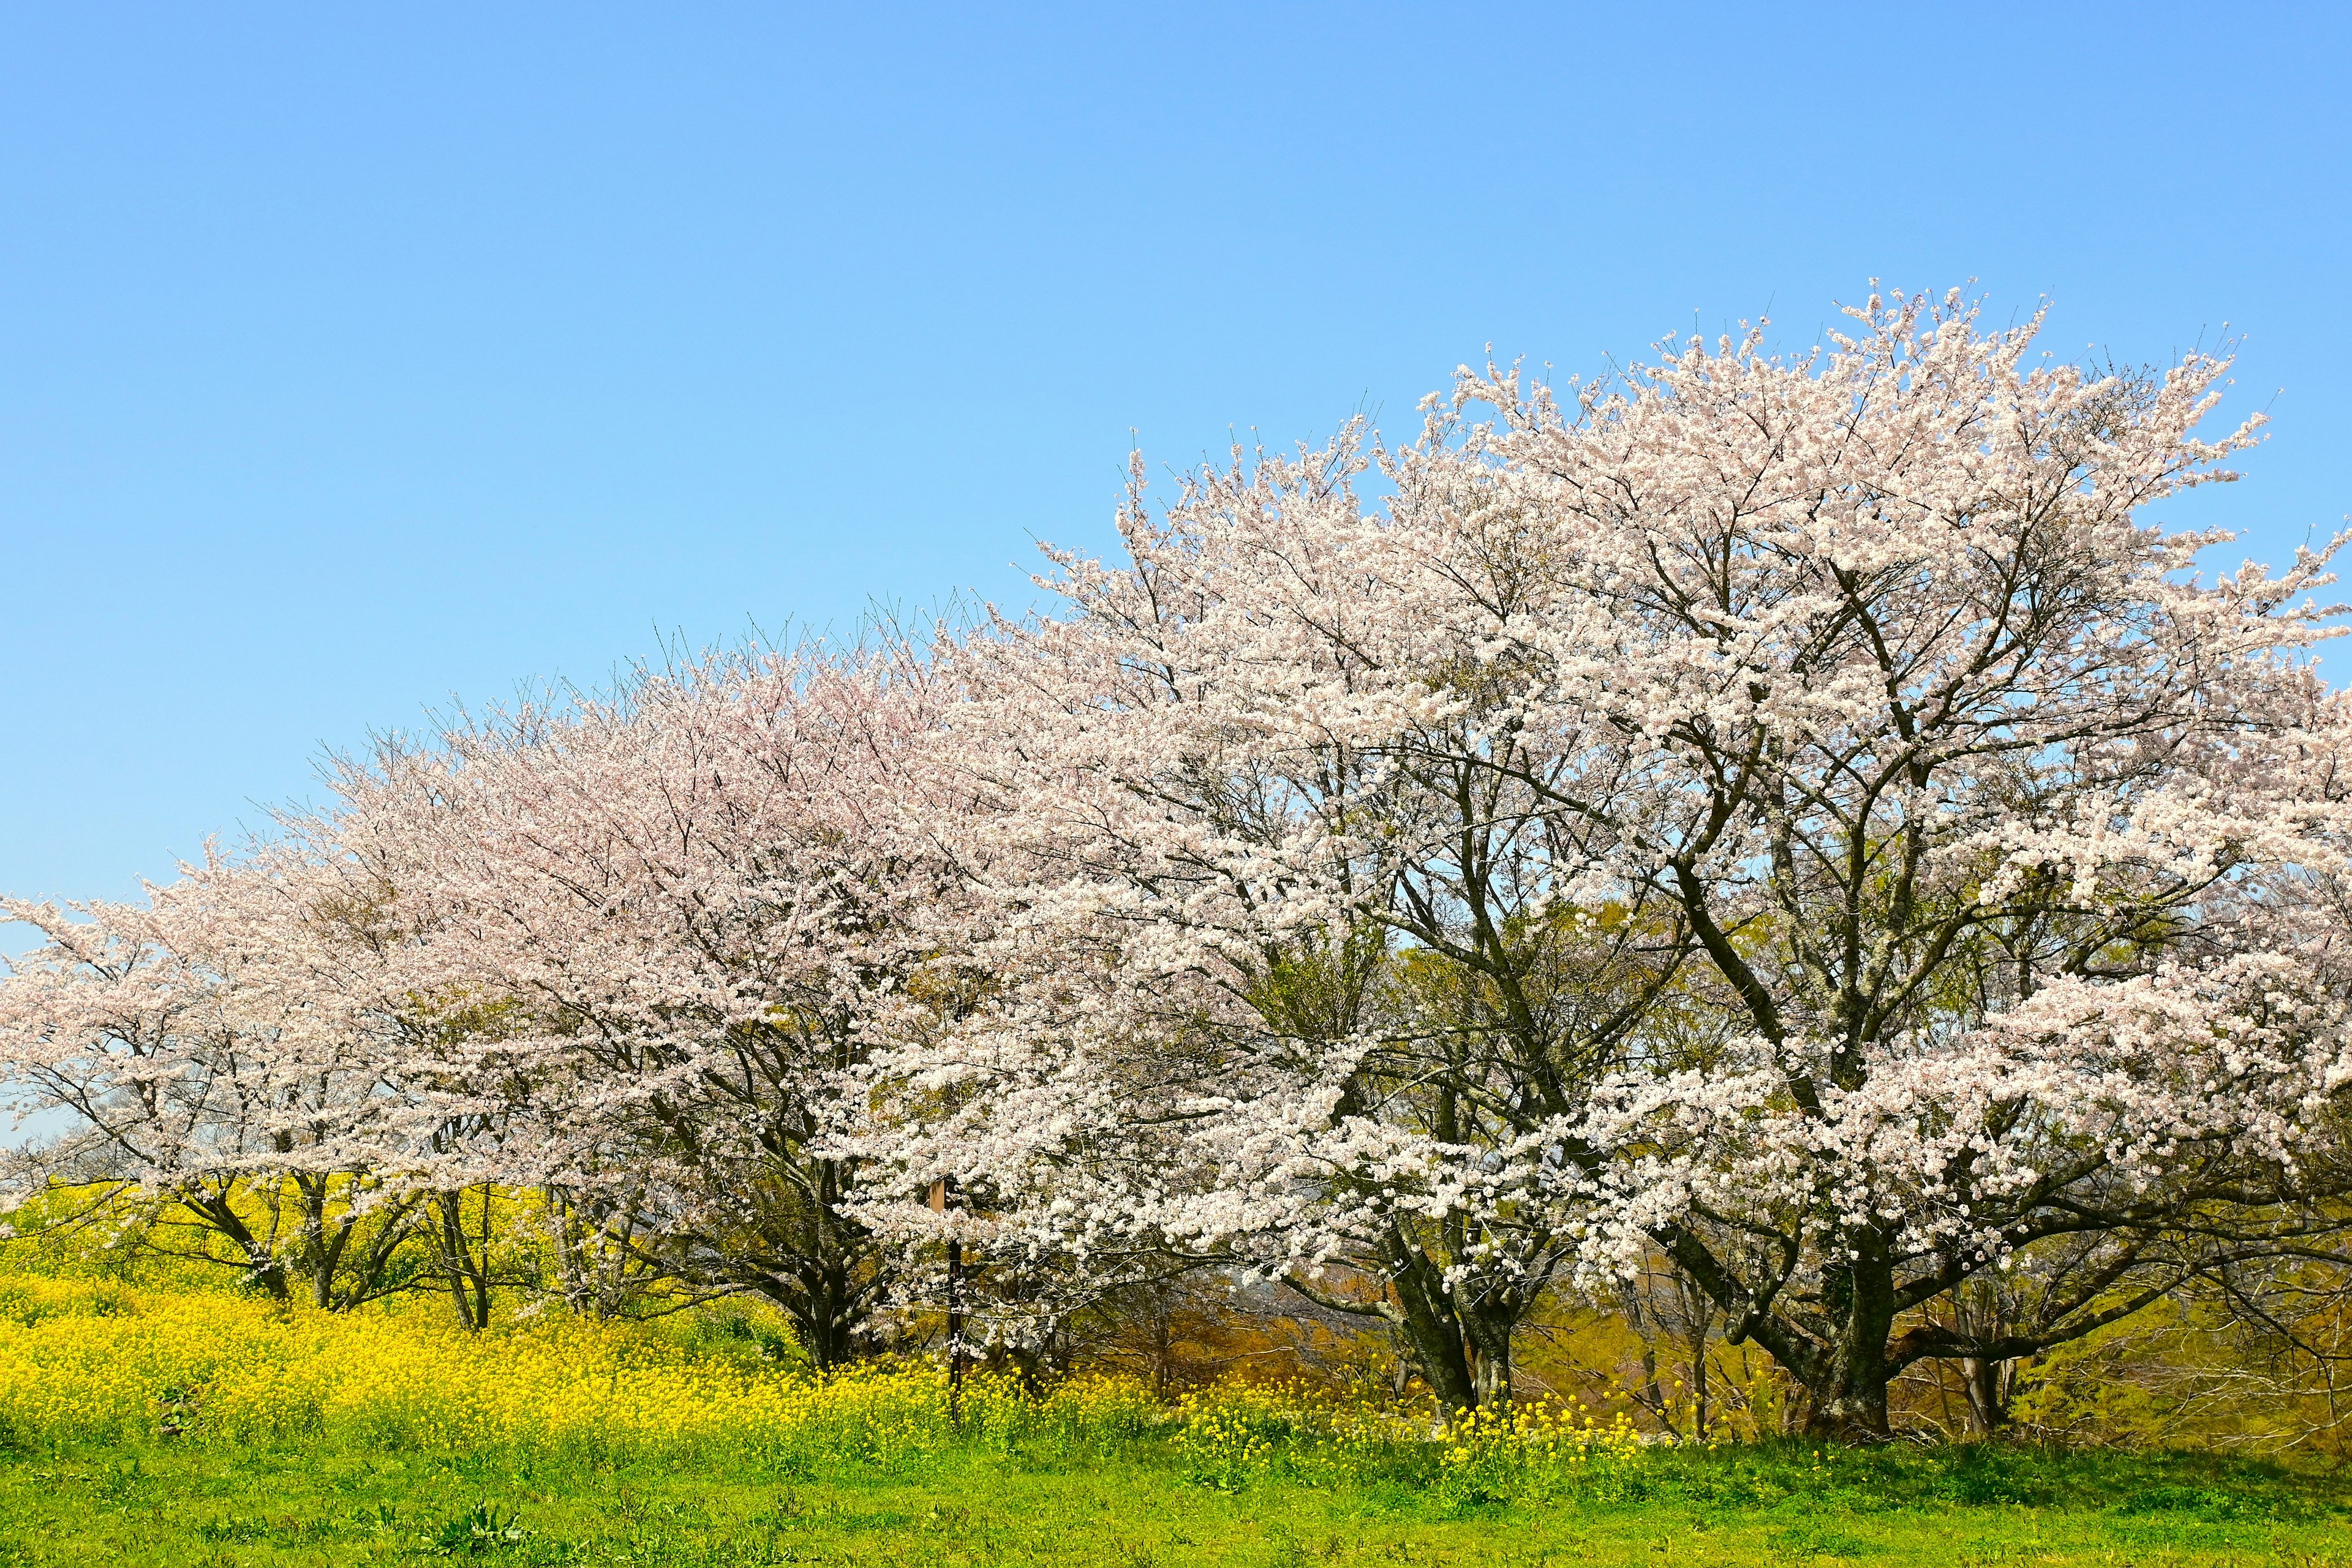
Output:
1384 1239 1479 1411
1288 1229 1520 1413
763 1155 877 1371
1464 1302 1515 1408
296 1177 366 1311
1959 1356 2013 1436
770 1253 869 1371
1803 1232 1899 1442
1806 1355 1894 1442
1391 1291 1477 1411
1468 1333 1512 1408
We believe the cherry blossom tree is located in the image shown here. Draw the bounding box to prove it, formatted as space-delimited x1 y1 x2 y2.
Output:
326 643 978 1362
882 288 2352 1436
11 281 2350 1439
0 852 424 1306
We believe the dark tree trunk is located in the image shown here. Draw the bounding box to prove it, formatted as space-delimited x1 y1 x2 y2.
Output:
295 1175 358 1310
766 1251 872 1371
1959 1355 2014 1436
1385 1241 1478 1411
433 1188 494 1332
1464 1306 1514 1408
1689 1323 1711 1442
1149 1288 1174 1396
1803 1230 1899 1442
191 1193 290 1302
1806 1357 1894 1443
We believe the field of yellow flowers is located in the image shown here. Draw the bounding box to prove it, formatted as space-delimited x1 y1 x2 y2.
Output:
2 1274 2350 1566
0 1273 1138 1459
0 1272 1651 1493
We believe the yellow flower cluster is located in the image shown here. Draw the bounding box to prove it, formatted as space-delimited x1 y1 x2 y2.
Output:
0 1275 1654 1504
0 1276 1153 1462
1431 1396 1646 1502
1171 1382 1300 1488
1166 1378 1649 1499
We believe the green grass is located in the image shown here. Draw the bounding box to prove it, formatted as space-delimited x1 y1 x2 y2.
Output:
1 1438 2346 1566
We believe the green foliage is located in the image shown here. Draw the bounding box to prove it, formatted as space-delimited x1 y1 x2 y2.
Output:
0 1428 2345 1565
426 1501 530 1557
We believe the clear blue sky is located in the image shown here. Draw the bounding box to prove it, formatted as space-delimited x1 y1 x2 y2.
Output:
4 3 2348 919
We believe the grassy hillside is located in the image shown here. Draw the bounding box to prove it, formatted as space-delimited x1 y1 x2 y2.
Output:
1 1275 2346 1566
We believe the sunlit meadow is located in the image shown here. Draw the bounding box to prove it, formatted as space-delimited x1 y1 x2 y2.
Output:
2 1272 2350 1565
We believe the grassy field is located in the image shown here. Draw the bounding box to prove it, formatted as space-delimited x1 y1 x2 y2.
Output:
2 1275 2348 1566
5 1438 2349 1567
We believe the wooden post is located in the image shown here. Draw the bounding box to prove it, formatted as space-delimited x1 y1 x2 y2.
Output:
928 1178 964 1428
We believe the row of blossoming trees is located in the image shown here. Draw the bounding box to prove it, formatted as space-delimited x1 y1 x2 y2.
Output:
9 290 2352 1442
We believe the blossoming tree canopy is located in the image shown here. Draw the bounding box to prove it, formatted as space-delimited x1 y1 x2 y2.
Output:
0 852 419 1305
901 288 2352 1435
318 643 980 1363
5 284 2349 1437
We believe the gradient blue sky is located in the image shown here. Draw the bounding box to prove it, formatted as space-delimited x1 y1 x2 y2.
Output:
4 3 2349 920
